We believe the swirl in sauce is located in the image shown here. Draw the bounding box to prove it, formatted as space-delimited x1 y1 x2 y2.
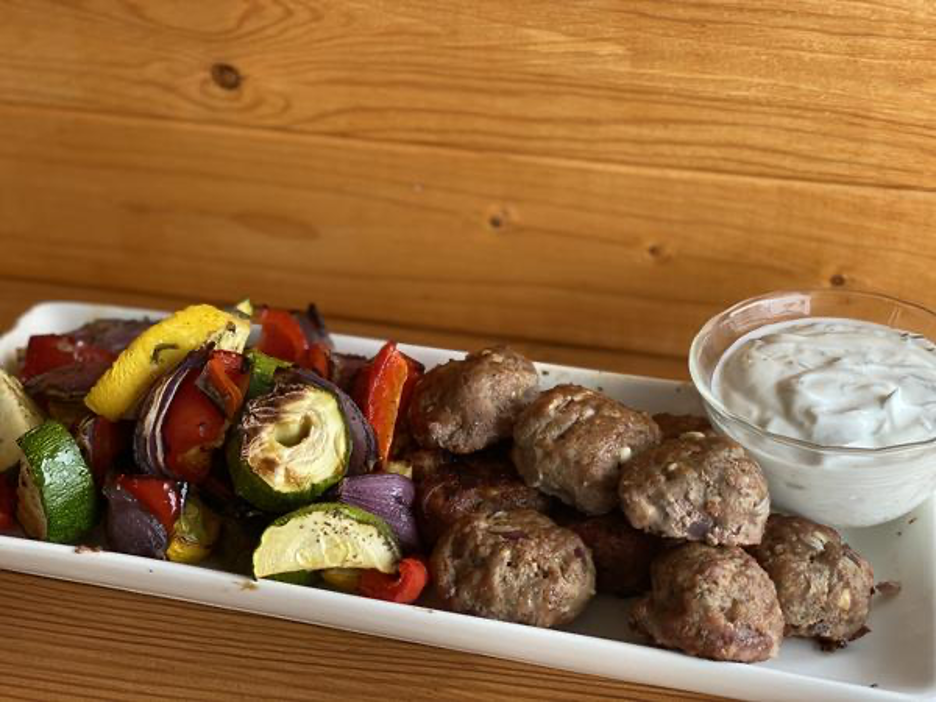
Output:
713 318 936 448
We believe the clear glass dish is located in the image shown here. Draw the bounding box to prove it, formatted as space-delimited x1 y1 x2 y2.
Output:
689 289 936 527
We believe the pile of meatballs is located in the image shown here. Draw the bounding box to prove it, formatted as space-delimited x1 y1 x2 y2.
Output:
402 347 877 663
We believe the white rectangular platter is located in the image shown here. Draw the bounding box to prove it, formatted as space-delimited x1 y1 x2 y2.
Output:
0 302 933 701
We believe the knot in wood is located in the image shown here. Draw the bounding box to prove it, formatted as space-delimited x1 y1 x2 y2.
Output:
211 63 243 91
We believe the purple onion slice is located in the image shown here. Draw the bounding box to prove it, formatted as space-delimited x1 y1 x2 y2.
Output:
102 477 169 559
330 352 368 395
295 304 334 351
23 360 111 404
134 347 211 478
336 473 421 553
69 318 153 355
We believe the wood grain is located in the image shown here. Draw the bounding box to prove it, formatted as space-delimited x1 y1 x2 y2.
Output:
0 571 722 702
2 104 936 363
0 0 934 189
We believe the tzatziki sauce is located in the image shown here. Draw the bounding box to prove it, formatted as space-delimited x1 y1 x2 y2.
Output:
713 317 936 448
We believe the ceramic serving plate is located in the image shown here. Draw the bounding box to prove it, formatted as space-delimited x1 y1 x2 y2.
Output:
0 303 933 701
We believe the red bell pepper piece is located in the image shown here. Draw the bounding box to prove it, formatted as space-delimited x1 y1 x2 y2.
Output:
20 334 115 381
354 342 413 465
163 370 226 484
303 342 331 379
358 557 429 604
206 350 250 419
257 308 331 376
0 471 17 531
257 308 308 364
163 351 247 484
115 475 181 533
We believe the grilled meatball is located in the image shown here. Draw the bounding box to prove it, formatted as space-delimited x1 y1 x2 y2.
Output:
652 413 713 441
512 385 661 515
417 454 551 546
555 508 662 596
631 542 784 662
619 434 769 546
401 448 454 484
431 510 595 628
408 346 539 454
749 514 874 645
330 352 369 395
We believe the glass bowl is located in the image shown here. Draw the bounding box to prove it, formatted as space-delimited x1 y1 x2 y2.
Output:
689 289 936 528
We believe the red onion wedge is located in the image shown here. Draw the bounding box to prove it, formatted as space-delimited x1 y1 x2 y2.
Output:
336 473 421 553
134 347 211 479
103 477 170 559
296 304 334 351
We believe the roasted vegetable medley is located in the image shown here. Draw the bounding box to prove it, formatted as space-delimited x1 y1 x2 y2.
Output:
1 302 428 603
0 301 883 663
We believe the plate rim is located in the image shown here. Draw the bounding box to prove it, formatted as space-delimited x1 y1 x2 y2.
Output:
0 300 930 702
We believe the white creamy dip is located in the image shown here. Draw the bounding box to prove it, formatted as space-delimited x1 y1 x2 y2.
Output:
713 317 936 448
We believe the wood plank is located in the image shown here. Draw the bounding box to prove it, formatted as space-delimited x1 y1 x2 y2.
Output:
2 105 936 360
0 571 724 702
0 276 687 380
0 0 935 189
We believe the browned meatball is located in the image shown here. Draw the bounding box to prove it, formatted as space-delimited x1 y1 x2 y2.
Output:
652 413 713 441
512 385 661 515
619 434 769 546
417 454 551 546
555 509 662 596
408 347 539 454
631 542 784 662
748 514 874 646
400 448 454 484
431 510 596 628
330 352 369 395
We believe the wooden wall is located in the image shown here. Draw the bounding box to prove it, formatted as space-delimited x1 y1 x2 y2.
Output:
2 0 935 379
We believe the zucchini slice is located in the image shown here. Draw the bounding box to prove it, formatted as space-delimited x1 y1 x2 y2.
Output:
245 349 291 401
228 382 349 512
267 570 318 586
17 421 97 543
253 503 401 579
0 370 43 472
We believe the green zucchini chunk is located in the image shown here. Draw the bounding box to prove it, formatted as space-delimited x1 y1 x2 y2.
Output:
17 421 97 543
253 503 401 579
229 382 349 512
0 370 43 472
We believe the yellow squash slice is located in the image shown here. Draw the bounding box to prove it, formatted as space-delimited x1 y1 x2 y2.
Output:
85 304 250 421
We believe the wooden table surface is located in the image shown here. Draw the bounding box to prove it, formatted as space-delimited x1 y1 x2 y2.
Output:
0 286 717 702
